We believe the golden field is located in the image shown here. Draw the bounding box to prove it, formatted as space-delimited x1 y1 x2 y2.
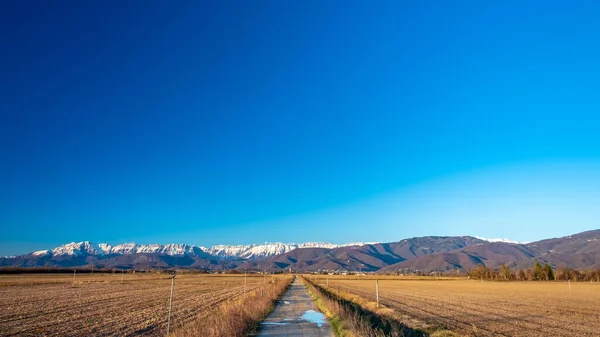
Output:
319 276 600 336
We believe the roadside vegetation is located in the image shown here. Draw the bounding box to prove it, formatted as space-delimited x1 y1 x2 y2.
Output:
302 276 458 337
171 276 292 337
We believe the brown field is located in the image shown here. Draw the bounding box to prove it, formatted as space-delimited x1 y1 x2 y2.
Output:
320 276 600 336
0 273 285 336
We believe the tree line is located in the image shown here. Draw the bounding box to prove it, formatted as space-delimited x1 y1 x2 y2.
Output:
467 262 600 281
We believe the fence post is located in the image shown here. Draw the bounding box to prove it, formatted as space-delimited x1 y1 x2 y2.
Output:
376 279 379 308
167 271 176 335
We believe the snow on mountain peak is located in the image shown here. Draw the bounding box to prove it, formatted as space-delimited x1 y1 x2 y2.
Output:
25 241 372 260
51 241 106 256
204 242 374 259
205 242 338 259
475 236 520 244
32 250 51 256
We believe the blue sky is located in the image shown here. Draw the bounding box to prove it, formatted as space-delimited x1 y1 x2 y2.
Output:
1 1 600 256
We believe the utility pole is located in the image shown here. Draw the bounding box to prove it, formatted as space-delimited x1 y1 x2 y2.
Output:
166 271 176 335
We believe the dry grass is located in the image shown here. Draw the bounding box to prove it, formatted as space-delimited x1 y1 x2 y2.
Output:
0 273 290 336
321 277 600 336
303 277 429 337
171 277 291 337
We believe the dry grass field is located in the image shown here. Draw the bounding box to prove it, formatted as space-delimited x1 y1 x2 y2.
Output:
0 273 284 336
320 276 600 336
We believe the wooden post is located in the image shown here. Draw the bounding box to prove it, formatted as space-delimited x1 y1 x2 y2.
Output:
244 271 247 299
376 279 380 308
72 270 76 287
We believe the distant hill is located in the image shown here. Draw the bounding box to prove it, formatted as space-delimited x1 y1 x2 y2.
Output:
379 242 536 272
239 236 486 272
2 230 600 271
379 230 600 272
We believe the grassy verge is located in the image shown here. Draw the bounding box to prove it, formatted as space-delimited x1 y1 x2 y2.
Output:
303 277 461 337
171 276 292 337
302 277 348 336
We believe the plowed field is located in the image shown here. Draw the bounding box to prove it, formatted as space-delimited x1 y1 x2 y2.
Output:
0 273 275 336
325 278 600 336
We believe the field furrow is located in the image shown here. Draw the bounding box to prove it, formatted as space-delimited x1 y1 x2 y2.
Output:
325 278 600 337
0 274 271 336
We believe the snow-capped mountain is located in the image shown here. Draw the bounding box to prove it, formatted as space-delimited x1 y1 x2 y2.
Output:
103 243 206 256
3 231 599 271
31 242 208 258
205 242 362 259
21 241 370 260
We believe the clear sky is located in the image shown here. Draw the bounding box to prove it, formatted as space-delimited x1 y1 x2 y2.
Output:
1 1 600 256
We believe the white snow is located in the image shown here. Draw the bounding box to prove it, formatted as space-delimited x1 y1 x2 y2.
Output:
29 241 372 259
93 243 203 256
205 242 333 259
205 242 374 259
50 241 107 256
475 237 520 244
32 250 51 256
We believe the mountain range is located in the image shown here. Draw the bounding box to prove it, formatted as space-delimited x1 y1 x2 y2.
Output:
2 230 599 272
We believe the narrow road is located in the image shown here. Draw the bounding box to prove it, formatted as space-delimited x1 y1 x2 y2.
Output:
258 278 333 337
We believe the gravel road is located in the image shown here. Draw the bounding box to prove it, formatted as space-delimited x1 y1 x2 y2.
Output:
258 279 333 337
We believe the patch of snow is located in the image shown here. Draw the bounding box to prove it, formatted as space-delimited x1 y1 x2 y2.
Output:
475 237 520 244
341 242 379 247
32 250 51 256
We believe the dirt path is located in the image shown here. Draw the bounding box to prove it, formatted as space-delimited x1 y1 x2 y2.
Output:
258 278 333 337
